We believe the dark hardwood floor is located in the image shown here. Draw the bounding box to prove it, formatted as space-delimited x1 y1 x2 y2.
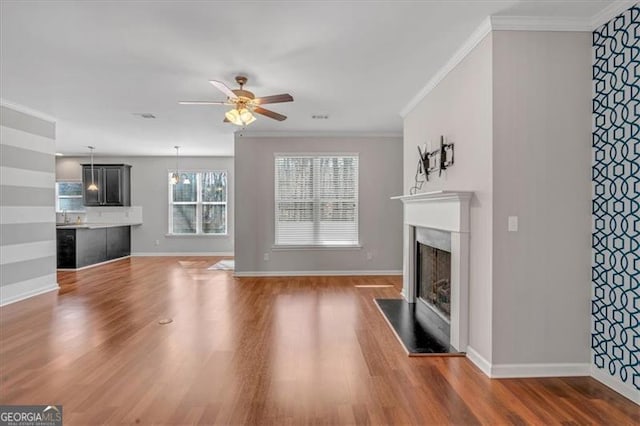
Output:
0 257 637 425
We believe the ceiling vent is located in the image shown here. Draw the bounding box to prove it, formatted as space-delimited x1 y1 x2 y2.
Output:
312 114 329 120
133 113 156 119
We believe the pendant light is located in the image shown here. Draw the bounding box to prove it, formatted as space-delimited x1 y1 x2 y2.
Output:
87 146 98 191
171 146 191 185
170 146 180 185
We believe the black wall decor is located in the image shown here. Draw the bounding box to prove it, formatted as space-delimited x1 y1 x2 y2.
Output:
410 136 455 194
421 135 454 180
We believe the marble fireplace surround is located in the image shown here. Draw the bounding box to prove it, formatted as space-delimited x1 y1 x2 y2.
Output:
391 190 472 352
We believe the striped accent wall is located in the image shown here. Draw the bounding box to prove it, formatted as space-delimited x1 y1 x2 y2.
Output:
0 105 58 305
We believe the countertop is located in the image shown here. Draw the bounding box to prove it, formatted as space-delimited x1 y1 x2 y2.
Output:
56 223 142 229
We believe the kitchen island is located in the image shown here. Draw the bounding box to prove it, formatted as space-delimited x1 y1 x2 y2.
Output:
56 223 140 269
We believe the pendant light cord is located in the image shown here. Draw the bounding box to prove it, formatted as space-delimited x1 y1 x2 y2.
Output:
89 146 96 186
175 146 180 177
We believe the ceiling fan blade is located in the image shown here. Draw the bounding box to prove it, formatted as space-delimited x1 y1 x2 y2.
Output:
254 106 287 121
179 101 227 105
209 80 237 99
254 94 293 105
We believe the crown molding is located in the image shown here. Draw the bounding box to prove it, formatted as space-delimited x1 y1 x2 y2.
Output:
399 17 492 118
0 98 57 124
591 0 637 29
489 15 592 31
400 2 638 119
236 131 402 139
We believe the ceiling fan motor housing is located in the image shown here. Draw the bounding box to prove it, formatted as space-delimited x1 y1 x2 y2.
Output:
232 89 255 101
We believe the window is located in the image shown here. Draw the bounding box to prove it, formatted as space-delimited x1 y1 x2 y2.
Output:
275 154 359 246
168 171 227 235
56 181 85 212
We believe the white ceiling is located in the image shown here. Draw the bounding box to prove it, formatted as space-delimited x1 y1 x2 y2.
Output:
1 1 610 156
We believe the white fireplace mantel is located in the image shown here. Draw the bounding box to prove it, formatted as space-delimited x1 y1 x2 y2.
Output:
392 190 473 352
391 190 473 233
391 190 473 202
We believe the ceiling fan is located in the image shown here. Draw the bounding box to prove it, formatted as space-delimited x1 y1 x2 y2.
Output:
179 75 293 126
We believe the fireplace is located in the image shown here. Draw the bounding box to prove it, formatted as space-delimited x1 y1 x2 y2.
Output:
418 243 451 321
392 190 472 352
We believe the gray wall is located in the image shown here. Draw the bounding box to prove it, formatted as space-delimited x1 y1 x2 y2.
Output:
0 105 58 305
56 156 234 255
403 34 494 362
491 31 592 365
234 135 403 274
403 30 593 369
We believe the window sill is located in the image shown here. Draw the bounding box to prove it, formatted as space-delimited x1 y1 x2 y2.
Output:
272 244 362 251
165 233 229 238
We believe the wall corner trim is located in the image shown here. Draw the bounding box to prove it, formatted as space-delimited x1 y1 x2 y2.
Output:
591 366 640 405
0 98 57 124
489 16 592 31
591 1 638 30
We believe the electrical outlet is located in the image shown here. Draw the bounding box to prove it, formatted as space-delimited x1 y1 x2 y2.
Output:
508 216 518 232
263 253 270 261
155 239 160 246
366 252 373 261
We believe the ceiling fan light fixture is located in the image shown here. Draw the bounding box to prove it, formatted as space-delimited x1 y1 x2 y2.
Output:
182 174 191 185
239 108 256 125
182 76 291 124
170 173 179 185
225 107 256 126
225 108 242 126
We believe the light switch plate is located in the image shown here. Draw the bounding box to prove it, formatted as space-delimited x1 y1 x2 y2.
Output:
508 216 518 232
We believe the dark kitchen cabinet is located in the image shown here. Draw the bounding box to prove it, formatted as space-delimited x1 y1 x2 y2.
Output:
56 226 131 269
106 226 131 260
82 164 131 206
56 229 77 269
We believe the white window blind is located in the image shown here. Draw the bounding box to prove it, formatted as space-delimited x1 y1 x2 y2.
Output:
275 154 359 246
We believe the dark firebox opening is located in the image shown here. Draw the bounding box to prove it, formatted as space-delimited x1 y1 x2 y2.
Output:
417 243 451 320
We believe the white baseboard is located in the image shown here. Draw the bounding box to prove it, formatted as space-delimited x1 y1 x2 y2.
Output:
466 346 492 377
591 365 640 404
491 363 590 378
234 270 402 277
466 347 591 379
132 252 234 257
0 280 59 306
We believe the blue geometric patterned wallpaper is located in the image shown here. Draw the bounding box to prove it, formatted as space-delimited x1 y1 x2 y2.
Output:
592 4 639 391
